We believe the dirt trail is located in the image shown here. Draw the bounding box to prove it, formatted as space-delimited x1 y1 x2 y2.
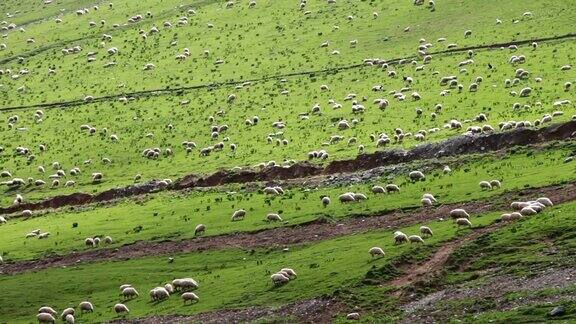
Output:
110 298 341 324
2 120 575 217
2 182 575 275
390 224 503 287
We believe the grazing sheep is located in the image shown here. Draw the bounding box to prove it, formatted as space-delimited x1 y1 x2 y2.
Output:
536 197 553 207
450 209 469 219
114 304 129 314
420 226 433 236
520 207 537 216
60 308 74 320
231 209 246 221
122 287 139 299
371 185 385 194
369 247 385 258
490 180 501 188
423 193 437 202
479 181 492 190
321 196 331 207
38 307 57 316
394 231 409 244
456 218 472 227
172 278 199 291
409 171 425 181
104 236 113 244
339 193 356 203
79 301 93 313
271 273 290 285
194 224 206 236
421 198 433 207
347 312 361 320
37 313 56 323
385 184 400 193
408 235 424 243
266 213 282 222
182 292 200 304
150 287 170 301
64 314 74 324
164 283 174 294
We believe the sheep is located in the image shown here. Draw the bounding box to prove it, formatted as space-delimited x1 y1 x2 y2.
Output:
122 287 139 299
339 193 356 203
456 218 472 227
64 314 75 324
385 184 400 193
408 235 424 243
394 231 408 244
22 209 33 217
164 283 174 294
150 287 170 301
38 307 57 316
421 198 433 207
353 193 367 201
194 224 206 236
519 87 532 97
409 171 425 181
450 209 469 219
79 301 93 313
266 213 282 222
60 308 74 320
368 247 385 258
479 181 492 190
490 180 501 188
37 313 56 323
172 278 199 291
423 193 437 202
182 292 200 304
420 226 433 236
0 216 6 224
371 185 385 194
347 313 360 320
321 196 331 207
114 303 129 314
231 209 246 221
85 238 95 247
104 236 113 244
271 273 290 285
520 207 537 216
536 197 553 207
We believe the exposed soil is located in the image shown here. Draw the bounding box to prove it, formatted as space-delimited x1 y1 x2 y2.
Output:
110 297 343 324
2 182 575 276
2 120 575 217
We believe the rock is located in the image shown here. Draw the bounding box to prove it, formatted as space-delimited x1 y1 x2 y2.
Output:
549 306 565 317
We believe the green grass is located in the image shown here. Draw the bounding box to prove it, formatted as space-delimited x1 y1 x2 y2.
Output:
1 142 574 261
1 0 575 201
0 203 503 323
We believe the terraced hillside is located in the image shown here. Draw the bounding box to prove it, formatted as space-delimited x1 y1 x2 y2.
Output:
0 0 575 323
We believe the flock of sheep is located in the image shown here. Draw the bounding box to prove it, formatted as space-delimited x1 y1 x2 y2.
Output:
35 278 199 323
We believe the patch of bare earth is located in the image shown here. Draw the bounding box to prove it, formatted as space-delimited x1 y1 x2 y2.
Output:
2 182 576 275
110 297 343 324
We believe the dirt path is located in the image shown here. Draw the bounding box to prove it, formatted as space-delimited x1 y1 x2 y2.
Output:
2 120 575 217
2 182 575 275
390 224 504 287
110 298 342 324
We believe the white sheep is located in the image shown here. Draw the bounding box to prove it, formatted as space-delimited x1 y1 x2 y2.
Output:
194 224 206 236
150 287 170 301
421 198 433 207
536 197 553 207
409 171 425 181
79 301 93 313
38 307 57 316
231 209 246 221
266 213 282 221
60 308 74 320
385 184 400 193
456 218 472 227
408 235 424 243
339 193 356 203
271 273 290 285
37 313 56 323
420 226 433 236
122 287 139 299
182 292 200 304
371 185 385 194
347 312 360 320
369 247 385 258
322 196 331 207
479 181 492 190
114 303 129 314
450 209 469 219
394 232 408 244
64 314 74 324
